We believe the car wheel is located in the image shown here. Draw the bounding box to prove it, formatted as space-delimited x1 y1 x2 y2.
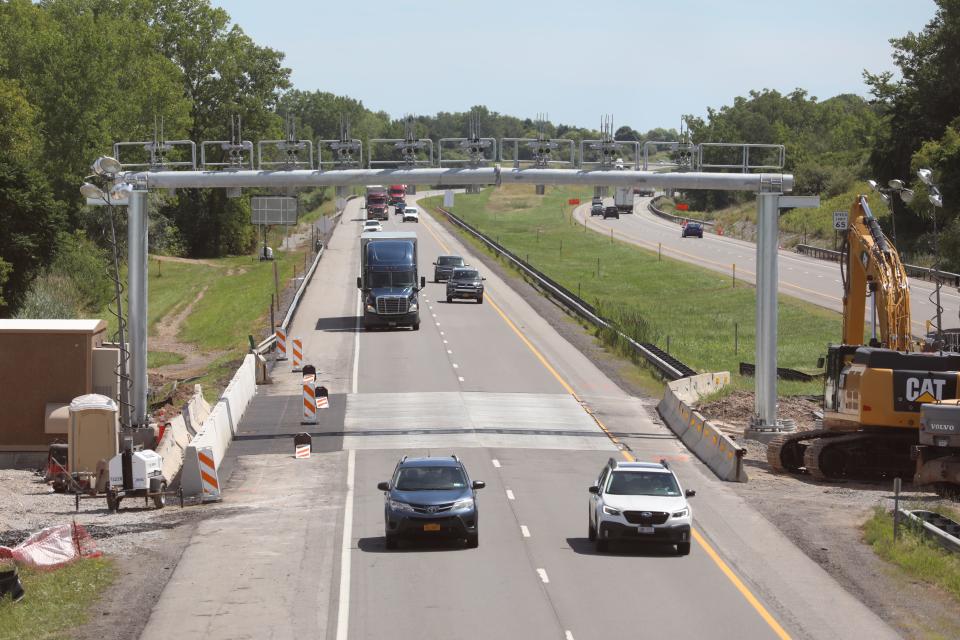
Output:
385 533 398 550
677 542 691 556
465 532 479 548
413 321 420 331
447 295 453 303
152 481 167 509
477 294 483 304
588 517 596 542
595 537 608 553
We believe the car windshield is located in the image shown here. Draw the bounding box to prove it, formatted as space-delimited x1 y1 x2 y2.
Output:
364 222 379 228
369 270 415 288
688 223 701 229
452 270 478 280
438 256 464 266
395 466 467 491
606 471 680 496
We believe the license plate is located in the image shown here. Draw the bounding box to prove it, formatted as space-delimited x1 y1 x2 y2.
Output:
423 523 441 532
637 526 655 534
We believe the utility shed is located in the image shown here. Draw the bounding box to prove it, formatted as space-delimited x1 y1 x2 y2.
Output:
0 319 108 463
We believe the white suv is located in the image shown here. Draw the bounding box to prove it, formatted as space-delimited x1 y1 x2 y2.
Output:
588 458 694 555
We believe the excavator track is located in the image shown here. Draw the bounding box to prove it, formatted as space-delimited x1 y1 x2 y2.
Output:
803 431 917 482
766 429 840 474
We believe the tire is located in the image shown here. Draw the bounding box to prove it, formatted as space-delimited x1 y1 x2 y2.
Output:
477 294 483 304
595 537 608 553
447 295 453 303
152 481 167 509
106 491 121 512
677 542 691 556
412 321 420 331
465 532 479 548
385 534 398 550
588 517 596 542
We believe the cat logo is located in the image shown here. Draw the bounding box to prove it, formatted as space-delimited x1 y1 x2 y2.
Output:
893 372 957 412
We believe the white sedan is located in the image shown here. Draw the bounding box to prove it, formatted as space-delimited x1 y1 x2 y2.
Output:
362 220 383 233
402 207 419 223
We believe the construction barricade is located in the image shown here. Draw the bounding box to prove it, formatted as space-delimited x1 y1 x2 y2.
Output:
275 327 287 361
294 432 312 459
292 337 303 372
302 365 317 425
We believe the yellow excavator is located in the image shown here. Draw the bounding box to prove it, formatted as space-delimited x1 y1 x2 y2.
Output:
767 195 960 495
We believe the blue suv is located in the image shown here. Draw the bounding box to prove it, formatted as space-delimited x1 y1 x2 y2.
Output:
378 455 485 549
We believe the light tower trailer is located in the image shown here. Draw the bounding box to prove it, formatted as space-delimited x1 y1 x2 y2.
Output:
105 447 180 511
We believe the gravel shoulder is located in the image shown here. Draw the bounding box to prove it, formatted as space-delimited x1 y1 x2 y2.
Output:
428 207 960 640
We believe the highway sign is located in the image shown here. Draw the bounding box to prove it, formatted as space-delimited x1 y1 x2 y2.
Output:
251 196 298 225
443 190 455 207
833 210 848 230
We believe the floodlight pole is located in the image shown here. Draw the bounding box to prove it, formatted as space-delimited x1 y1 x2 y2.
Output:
128 189 149 428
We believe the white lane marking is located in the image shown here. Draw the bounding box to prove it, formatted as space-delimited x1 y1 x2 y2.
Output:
492 459 501 468
506 489 515 500
352 294 361 394
521 525 531 538
452 363 459 369
335 448 356 640
432 313 437 318
447 350 453 354
565 632 575 640
443 339 449 344
436 322 441 326
537 568 549 583
458 376 465 382
440 331 445 336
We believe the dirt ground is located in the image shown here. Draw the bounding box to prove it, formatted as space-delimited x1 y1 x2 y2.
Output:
697 390 960 639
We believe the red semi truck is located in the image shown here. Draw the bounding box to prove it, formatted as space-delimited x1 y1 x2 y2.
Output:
388 184 406 207
365 185 388 220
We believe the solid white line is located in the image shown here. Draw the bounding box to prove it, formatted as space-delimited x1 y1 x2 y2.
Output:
537 568 549 583
335 448 356 640
506 489 515 500
521 525 530 538
492 459 501 468
352 293 361 394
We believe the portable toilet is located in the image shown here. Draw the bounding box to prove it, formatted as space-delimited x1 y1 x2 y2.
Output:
68 394 119 473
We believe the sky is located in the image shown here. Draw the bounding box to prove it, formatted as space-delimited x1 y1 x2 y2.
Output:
218 0 937 132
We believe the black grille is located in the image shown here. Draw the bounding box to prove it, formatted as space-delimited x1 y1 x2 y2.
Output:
377 296 409 315
410 502 455 514
623 511 669 525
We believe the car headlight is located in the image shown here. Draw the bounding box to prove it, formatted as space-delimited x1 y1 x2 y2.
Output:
365 304 376 312
452 498 474 511
389 500 414 513
671 508 689 519
408 302 418 311
602 505 621 516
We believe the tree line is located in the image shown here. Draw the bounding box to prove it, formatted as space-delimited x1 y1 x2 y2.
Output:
1 0 957 317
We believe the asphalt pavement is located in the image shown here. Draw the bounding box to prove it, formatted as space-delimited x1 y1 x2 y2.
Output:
140 195 900 640
574 195 960 336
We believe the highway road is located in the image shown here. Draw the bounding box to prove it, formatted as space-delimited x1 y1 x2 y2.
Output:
574 195 960 337
140 195 899 640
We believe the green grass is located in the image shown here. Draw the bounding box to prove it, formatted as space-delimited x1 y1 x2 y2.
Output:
148 350 185 367
864 507 960 602
0 558 115 640
423 185 840 394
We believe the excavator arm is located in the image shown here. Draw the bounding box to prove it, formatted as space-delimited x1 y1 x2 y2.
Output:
841 196 912 351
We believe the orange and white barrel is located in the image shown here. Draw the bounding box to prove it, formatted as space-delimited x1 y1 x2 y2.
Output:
292 337 303 372
275 327 288 361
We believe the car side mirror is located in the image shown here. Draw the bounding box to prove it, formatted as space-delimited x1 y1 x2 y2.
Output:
378 482 390 491
356 276 362 290
685 489 696 498
432 262 437 266
482 277 486 281
420 276 426 289
472 480 485 490
816 357 825 369
588 485 599 494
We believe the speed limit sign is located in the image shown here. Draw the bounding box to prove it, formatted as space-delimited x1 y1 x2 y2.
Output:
833 211 848 230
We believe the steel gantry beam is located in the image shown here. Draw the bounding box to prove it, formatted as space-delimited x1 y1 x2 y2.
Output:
99 163 796 433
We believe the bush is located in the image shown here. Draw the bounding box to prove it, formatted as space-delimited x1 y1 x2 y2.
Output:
50 232 113 313
14 273 83 318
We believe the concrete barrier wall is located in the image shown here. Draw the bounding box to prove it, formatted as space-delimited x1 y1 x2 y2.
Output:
155 414 190 484
182 355 257 498
656 372 747 482
182 384 211 436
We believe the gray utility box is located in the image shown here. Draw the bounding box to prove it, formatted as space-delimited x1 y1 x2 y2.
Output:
920 403 960 447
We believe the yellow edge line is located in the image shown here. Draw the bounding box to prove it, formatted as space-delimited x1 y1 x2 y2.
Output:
424 203 793 640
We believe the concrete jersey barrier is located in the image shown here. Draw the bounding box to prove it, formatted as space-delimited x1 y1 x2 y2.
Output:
181 355 258 498
656 372 747 482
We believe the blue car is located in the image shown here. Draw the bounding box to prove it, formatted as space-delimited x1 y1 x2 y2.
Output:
378 455 485 549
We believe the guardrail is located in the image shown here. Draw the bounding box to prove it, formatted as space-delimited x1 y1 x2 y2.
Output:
435 206 696 380
794 244 960 286
898 509 960 554
648 196 715 228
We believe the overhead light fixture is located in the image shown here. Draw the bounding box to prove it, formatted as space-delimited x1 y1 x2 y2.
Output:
888 179 904 189
91 156 122 177
930 193 943 208
918 168 934 186
879 193 890 204
900 189 915 204
867 179 879 191
80 182 105 200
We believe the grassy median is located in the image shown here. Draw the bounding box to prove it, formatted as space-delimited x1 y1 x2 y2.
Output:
421 185 840 395
0 558 115 640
